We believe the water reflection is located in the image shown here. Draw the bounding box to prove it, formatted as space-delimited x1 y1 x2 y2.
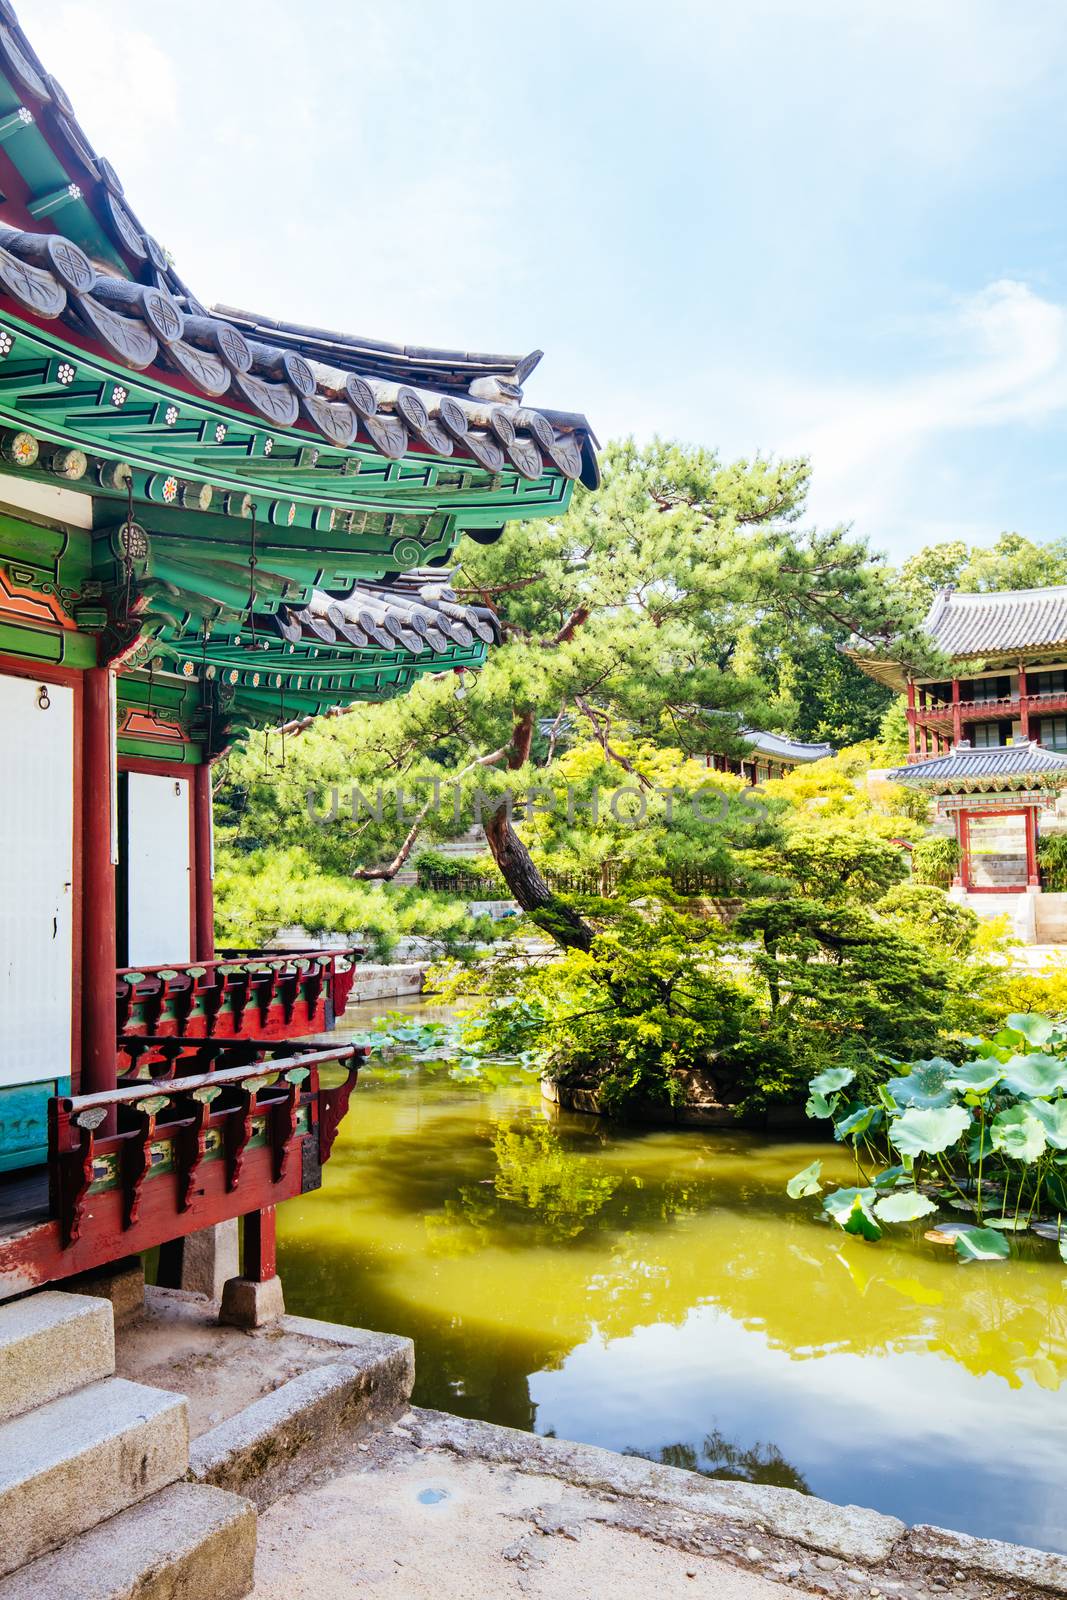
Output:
278 1017 1067 1551
634 1432 812 1494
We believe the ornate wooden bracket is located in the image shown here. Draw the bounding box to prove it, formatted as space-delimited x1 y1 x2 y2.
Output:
173 1088 217 1212
51 1101 107 1248
318 1053 362 1164
121 1094 168 1227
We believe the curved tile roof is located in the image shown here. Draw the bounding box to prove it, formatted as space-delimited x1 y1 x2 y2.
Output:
922 585 1067 658
887 739 1067 791
270 571 501 656
741 729 836 763
0 5 597 488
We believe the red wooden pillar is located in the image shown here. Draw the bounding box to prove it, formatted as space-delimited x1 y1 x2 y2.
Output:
951 678 962 746
1018 663 1030 740
81 665 117 1099
918 687 928 757
956 810 971 890
245 1206 277 1282
192 763 215 962
1025 805 1040 887
906 682 917 760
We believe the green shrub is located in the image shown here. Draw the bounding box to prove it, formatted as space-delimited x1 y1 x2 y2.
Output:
767 819 909 901
875 882 979 955
1037 831 1067 891
412 847 461 884
911 835 961 888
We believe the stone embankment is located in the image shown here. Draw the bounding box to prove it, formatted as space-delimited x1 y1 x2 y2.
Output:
251 1407 1067 1600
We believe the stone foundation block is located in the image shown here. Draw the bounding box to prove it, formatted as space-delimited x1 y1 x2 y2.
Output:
905 1524 1067 1595
67 1256 145 1327
219 1273 285 1329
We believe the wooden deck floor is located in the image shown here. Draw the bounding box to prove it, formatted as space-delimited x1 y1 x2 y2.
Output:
0 1167 49 1241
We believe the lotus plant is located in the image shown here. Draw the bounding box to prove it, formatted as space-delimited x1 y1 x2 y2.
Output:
787 1013 1067 1264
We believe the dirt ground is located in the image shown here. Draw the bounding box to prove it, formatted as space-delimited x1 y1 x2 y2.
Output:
115 1288 358 1436
252 1430 811 1600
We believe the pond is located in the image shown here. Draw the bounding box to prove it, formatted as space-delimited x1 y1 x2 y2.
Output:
277 1001 1067 1554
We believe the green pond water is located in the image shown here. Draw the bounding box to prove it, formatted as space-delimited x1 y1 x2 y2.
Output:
278 1002 1067 1554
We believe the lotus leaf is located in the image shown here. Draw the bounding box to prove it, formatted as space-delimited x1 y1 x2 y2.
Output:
805 1090 833 1120
945 1061 1004 1096
823 1186 882 1240
1029 1099 1067 1150
990 1104 1047 1163
786 1160 823 1199
872 1165 909 1187
953 1225 1011 1262
834 1105 877 1141
999 1053 1067 1099
890 1104 971 1157
872 1191 937 1223
1005 1013 1057 1046
809 1066 855 1095
981 1216 1030 1230
967 1126 994 1165
885 1058 956 1110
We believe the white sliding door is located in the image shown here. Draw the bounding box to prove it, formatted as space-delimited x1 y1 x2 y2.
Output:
0 674 74 1088
126 771 191 968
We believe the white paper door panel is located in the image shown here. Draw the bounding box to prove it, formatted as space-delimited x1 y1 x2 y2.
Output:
126 771 191 968
0 675 74 1088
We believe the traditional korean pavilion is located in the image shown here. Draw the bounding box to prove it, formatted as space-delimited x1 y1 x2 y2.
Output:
0 9 595 1303
708 728 836 784
849 585 1067 898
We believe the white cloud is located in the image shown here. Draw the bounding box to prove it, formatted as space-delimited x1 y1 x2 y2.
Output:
28 4 178 185
628 279 1065 555
783 280 1067 536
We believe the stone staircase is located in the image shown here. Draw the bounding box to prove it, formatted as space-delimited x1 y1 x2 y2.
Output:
0 1289 255 1599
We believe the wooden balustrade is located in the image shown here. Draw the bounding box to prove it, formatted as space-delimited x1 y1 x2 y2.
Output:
913 690 1067 727
115 948 361 1053
50 1044 364 1250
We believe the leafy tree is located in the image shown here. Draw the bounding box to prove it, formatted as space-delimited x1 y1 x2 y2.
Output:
217 437 931 953
899 531 1067 614
761 818 909 901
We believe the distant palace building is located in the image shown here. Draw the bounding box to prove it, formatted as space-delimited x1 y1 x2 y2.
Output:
849 586 1067 910
707 728 836 784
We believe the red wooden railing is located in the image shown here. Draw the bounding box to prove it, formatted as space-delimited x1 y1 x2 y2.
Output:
50 1043 364 1251
917 691 1067 726
115 948 361 1054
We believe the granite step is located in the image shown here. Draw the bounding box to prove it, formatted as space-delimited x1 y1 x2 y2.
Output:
0 1375 188 1577
0 1481 256 1600
0 1290 114 1424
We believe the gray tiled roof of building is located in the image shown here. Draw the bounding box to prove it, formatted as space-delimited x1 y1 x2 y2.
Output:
922 585 1067 657
741 729 836 763
887 739 1067 788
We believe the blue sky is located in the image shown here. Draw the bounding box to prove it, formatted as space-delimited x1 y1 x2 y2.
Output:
29 0 1067 560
